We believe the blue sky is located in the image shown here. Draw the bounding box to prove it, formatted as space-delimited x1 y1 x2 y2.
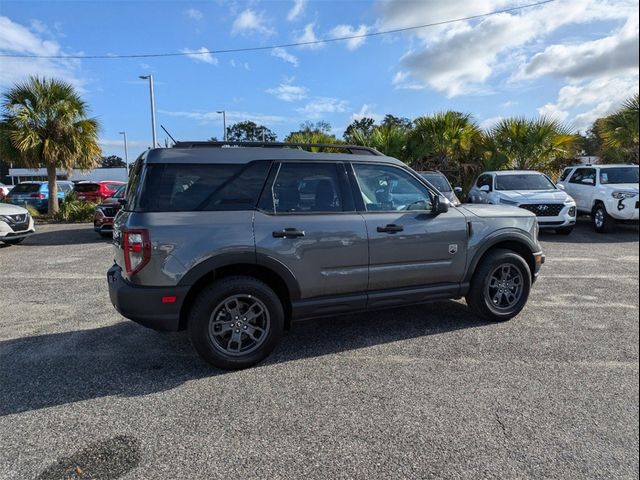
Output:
1 0 638 160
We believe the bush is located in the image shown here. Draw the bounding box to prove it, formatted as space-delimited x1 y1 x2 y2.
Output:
55 192 97 222
24 204 41 218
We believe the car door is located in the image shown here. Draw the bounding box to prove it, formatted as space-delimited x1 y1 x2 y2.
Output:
349 162 468 292
253 161 369 301
567 167 596 211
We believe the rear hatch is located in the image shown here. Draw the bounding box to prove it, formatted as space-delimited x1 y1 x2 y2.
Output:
7 183 42 203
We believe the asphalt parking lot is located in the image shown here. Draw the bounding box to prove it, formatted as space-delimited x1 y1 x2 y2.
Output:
0 219 638 480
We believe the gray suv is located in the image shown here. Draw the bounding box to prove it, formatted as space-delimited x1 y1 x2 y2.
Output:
108 142 544 369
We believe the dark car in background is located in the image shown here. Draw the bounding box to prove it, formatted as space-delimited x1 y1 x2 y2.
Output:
75 181 126 203
419 171 462 205
6 181 74 213
94 184 126 236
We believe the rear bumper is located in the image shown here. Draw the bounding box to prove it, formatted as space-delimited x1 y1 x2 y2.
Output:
107 264 189 331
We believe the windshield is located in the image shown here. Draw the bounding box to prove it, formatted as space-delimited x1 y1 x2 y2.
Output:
495 174 555 191
420 173 452 192
600 167 639 185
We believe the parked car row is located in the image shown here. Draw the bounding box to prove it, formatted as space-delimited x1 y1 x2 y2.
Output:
2 180 125 213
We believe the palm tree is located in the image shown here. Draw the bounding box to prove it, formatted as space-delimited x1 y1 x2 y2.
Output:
349 123 409 160
407 111 482 171
598 94 639 163
0 76 101 215
486 117 579 173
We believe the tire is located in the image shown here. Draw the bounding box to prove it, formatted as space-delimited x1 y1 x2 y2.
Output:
2 237 25 245
592 203 616 233
466 248 532 322
188 276 284 370
555 227 574 235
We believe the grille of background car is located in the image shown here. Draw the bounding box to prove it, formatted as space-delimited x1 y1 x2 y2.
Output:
519 204 564 217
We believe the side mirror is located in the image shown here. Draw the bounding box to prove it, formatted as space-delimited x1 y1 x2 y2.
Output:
434 195 449 214
454 187 463 194
556 183 565 190
479 185 491 193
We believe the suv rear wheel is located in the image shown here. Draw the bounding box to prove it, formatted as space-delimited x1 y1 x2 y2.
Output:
466 249 532 322
188 276 284 370
592 203 616 233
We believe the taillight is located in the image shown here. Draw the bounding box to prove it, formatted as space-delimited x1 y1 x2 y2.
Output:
30 193 46 199
122 229 151 275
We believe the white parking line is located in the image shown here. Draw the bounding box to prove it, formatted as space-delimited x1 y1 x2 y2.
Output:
530 302 638 309
2 274 104 280
540 274 639 279
547 256 639 263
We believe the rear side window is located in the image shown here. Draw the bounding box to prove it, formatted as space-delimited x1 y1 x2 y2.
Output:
133 161 271 212
74 183 100 192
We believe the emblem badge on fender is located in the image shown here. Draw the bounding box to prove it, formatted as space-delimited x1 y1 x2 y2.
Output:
449 244 458 255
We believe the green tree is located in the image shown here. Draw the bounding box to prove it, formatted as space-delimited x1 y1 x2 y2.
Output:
349 124 408 160
381 114 412 131
226 121 277 142
598 94 639 163
284 121 341 150
486 117 580 174
343 117 376 142
0 76 101 214
100 155 126 168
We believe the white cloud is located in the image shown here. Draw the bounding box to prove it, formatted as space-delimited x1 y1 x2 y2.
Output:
521 16 639 80
266 78 308 102
536 74 639 131
330 24 369 50
479 116 504 131
297 97 348 119
351 104 383 123
295 23 323 49
379 0 637 96
392 70 426 90
99 139 149 149
180 47 218 65
271 47 299 67
0 16 82 89
184 8 203 21
159 109 288 125
231 9 275 36
287 0 306 21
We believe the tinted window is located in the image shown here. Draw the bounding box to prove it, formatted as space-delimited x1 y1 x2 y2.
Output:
495 174 555 191
600 167 639 184
353 164 432 212
106 183 124 191
112 185 126 198
569 168 596 185
476 174 493 189
420 173 452 192
74 183 100 192
133 161 270 212
9 183 40 193
267 163 344 213
559 168 573 182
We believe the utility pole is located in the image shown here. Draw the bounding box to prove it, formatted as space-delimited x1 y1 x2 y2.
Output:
217 111 227 141
119 131 129 168
139 75 157 147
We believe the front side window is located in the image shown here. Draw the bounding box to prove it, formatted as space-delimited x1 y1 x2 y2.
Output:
133 161 270 212
600 167 639 185
559 168 573 182
353 164 432 212
495 174 556 191
569 168 596 185
267 163 344 213
476 174 493 189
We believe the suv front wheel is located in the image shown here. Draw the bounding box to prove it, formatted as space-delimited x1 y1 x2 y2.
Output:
466 249 532 322
188 276 284 370
592 203 616 233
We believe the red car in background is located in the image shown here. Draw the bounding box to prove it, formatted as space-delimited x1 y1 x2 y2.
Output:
93 184 126 236
75 181 125 203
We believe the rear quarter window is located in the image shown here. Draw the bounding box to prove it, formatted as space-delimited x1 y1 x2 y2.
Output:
133 161 271 212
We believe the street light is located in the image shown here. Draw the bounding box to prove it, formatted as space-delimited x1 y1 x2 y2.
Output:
139 75 157 147
118 131 128 167
217 110 227 141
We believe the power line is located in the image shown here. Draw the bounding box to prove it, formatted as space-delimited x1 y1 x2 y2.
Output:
0 0 555 59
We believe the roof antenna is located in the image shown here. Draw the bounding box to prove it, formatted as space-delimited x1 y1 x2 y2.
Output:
160 124 177 145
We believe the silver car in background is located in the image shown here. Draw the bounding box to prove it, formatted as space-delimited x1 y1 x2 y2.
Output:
419 171 462 205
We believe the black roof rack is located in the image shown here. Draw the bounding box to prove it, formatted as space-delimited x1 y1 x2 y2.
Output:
171 141 383 156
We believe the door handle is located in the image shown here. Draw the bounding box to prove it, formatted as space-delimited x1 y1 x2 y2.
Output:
377 224 404 233
273 228 305 238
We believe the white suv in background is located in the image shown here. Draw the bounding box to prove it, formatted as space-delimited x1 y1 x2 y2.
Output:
468 170 577 235
558 164 639 233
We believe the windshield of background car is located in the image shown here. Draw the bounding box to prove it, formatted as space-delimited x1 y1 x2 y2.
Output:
9 183 40 194
131 161 271 212
599 167 639 185
495 174 555 191
420 173 452 192
74 183 100 192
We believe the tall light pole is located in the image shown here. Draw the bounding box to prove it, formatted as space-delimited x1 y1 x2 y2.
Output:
139 75 157 147
217 110 227 141
119 131 129 168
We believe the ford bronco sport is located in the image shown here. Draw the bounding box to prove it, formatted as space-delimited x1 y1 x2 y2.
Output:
108 142 545 369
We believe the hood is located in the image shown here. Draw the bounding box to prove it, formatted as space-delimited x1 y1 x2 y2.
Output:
497 189 572 203
460 204 535 219
0 203 29 215
603 183 639 193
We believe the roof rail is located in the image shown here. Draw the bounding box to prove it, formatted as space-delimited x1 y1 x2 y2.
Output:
171 141 383 156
